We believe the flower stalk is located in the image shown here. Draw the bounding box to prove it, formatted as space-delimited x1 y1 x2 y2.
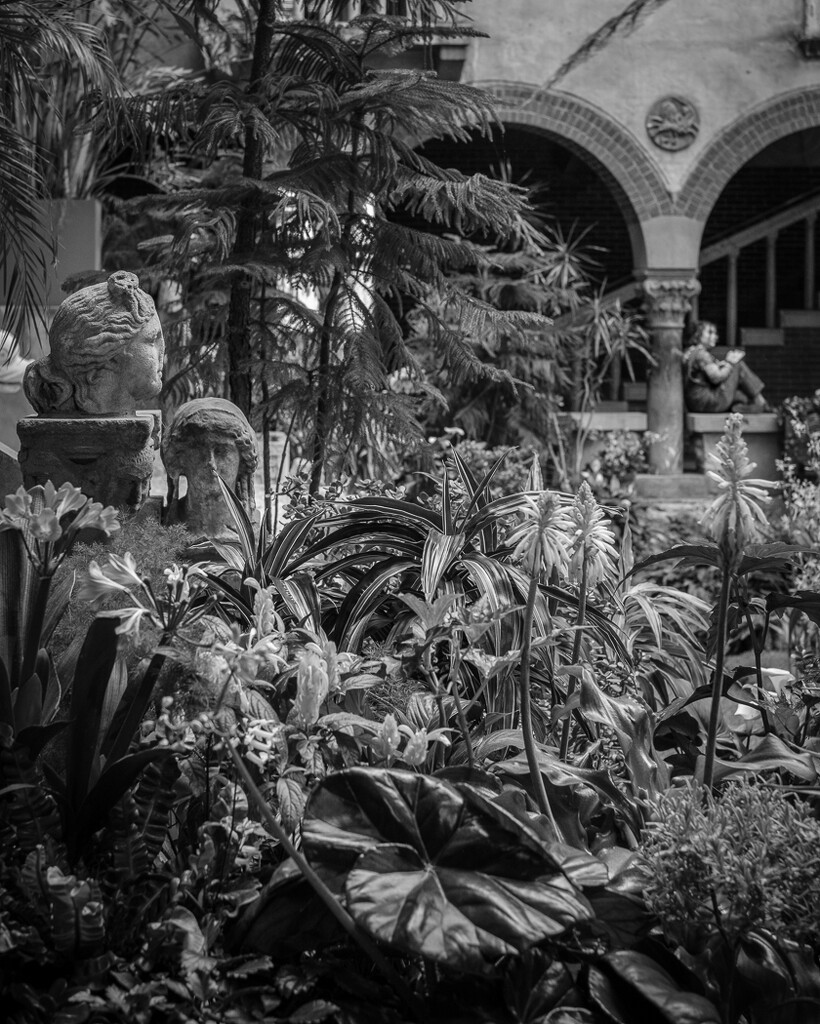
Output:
702 566 731 793
699 414 774 791
227 741 422 1014
518 532 559 833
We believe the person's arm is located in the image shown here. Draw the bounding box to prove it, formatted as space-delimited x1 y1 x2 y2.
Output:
693 347 734 384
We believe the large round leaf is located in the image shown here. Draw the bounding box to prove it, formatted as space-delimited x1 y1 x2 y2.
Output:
586 951 720 1024
302 768 593 973
346 843 592 972
302 768 565 891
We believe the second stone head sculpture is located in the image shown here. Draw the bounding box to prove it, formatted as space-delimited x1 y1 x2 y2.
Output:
162 398 258 541
24 271 164 417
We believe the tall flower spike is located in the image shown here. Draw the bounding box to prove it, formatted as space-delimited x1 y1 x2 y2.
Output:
701 413 773 550
509 491 572 576
568 481 617 586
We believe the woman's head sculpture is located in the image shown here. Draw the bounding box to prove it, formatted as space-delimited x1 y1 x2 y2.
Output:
162 398 258 540
24 271 164 416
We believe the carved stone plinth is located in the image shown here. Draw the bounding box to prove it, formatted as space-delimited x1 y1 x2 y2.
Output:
17 412 159 512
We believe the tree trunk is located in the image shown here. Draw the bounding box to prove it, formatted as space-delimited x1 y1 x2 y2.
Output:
310 269 344 496
225 0 278 418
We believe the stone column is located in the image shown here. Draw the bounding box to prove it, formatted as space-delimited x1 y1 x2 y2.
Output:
642 274 700 474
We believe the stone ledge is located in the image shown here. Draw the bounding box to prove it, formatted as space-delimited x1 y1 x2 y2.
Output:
740 327 784 346
779 309 820 328
563 411 648 432
686 413 778 434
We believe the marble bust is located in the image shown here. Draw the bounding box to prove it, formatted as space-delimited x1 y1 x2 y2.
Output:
162 398 258 540
24 271 164 417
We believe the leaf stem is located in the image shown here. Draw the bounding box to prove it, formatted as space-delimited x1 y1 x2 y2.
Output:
559 560 588 761
104 637 171 764
519 540 559 832
227 742 422 1015
740 588 773 735
703 567 732 792
21 574 51 691
448 640 473 767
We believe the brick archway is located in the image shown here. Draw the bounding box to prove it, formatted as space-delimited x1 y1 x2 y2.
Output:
678 86 820 222
478 81 673 239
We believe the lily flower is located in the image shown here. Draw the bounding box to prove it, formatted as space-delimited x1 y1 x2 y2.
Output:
77 557 140 605
0 481 120 575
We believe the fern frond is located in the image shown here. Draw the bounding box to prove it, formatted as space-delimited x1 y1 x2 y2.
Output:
389 170 531 242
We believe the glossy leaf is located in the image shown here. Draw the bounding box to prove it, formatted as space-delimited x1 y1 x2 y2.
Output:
711 734 820 784
276 775 307 832
12 672 42 732
228 859 349 956
586 951 720 1024
737 544 820 578
421 529 466 601
264 512 322 579
504 953 575 1024
346 841 590 972
628 544 721 578
0 653 13 728
579 676 668 799
767 590 820 630
68 617 120 816
302 767 592 973
69 747 176 859
217 476 256 563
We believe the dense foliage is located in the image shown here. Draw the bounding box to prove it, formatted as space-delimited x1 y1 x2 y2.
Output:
2 415 820 1023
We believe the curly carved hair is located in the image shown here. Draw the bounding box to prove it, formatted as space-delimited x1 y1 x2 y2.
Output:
24 271 159 414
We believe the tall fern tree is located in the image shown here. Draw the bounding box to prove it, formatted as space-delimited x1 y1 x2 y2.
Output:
125 0 550 491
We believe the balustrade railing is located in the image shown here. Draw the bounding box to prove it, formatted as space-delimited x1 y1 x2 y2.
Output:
601 189 820 348
699 190 820 344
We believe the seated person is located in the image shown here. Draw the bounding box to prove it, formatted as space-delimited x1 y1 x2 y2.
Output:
683 321 769 413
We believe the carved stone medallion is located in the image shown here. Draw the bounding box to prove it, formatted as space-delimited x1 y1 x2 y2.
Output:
646 96 699 151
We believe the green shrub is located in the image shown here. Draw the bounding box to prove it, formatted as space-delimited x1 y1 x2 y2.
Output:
641 780 820 949
50 516 192 667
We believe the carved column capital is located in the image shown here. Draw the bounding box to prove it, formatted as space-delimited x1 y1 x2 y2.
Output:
641 275 701 328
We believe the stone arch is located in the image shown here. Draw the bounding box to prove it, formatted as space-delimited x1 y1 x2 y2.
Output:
477 81 673 261
678 86 820 222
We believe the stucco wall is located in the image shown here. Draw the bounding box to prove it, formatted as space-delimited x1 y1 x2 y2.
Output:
463 0 814 195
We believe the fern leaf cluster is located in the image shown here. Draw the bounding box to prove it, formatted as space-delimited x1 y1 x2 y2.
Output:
107 0 557 486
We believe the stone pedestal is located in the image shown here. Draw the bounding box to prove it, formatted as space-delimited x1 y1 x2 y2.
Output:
17 412 160 511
